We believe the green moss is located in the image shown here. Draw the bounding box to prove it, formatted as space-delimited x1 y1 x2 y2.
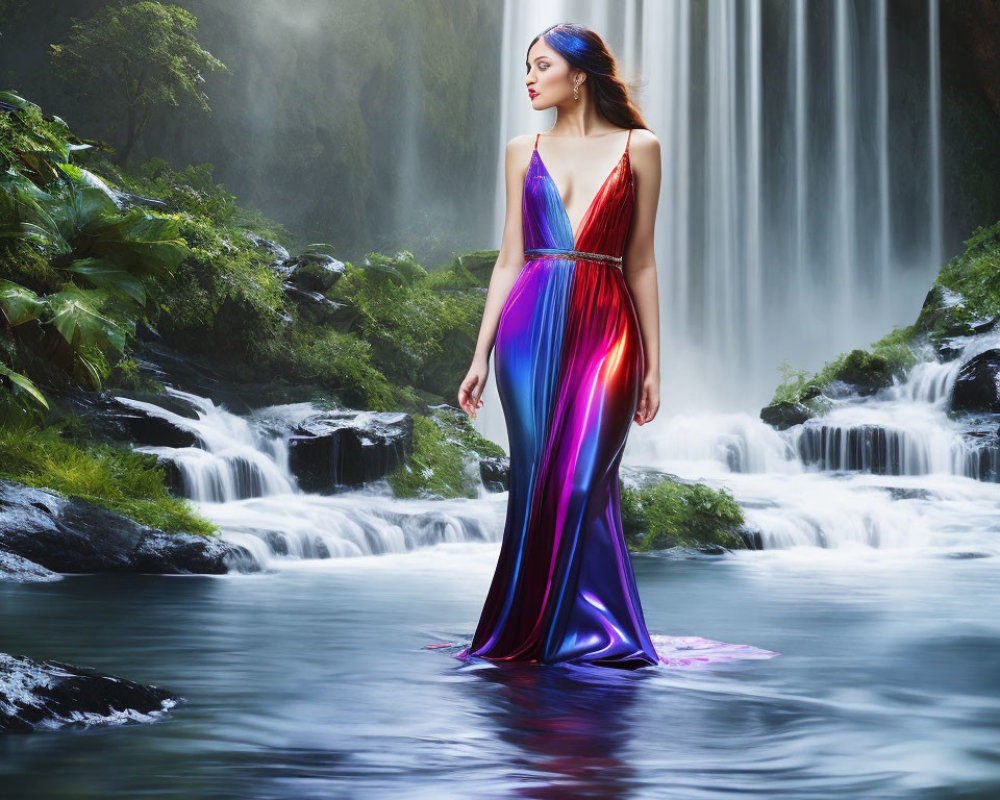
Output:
770 359 825 405
386 405 504 498
275 323 396 410
427 249 499 289
915 218 1000 338
425 403 506 459
0 414 219 537
771 331 922 408
386 413 477 499
622 479 745 551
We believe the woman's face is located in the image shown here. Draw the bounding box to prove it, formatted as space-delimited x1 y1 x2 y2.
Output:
525 37 583 109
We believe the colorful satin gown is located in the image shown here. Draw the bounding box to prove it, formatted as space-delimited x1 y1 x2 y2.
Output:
459 128 659 669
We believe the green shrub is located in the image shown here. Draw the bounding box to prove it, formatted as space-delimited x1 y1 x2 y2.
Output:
622 479 745 550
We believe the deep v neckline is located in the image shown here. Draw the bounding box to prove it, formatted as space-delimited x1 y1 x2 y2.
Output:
532 130 632 248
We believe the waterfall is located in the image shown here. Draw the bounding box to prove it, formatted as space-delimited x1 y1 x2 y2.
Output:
478 0 947 454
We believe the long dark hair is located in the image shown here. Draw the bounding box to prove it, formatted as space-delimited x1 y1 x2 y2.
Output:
527 22 649 132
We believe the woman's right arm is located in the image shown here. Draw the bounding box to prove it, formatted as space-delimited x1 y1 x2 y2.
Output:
458 136 529 419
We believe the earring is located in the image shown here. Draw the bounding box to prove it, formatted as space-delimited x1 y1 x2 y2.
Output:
573 81 579 100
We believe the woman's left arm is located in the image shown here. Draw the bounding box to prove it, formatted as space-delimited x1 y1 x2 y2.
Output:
622 129 662 425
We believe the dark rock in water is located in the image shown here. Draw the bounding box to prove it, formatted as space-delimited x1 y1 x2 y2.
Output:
798 423 904 474
0 652 179 733
287 411 412 492
882 486 934 501
936 342 964 362
951 349 1000 414
0 479 241 577
0 551 61 583
79 392 200 449
760 400 812 430
735 528 764 550
479 455 510 492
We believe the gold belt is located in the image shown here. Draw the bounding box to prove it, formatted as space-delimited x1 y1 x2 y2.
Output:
524 248 623 267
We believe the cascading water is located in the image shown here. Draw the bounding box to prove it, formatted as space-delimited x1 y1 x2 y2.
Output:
115 387 502 569
623 323 999 551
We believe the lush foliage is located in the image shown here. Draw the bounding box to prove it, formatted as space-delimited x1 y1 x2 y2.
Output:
770 218 1000 410
915 218 1000 338
770 330 920 408
0 91 187 415
621 479 746 550
325 251 485 395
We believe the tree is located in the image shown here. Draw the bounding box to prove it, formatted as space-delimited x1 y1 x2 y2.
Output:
49 1 228 166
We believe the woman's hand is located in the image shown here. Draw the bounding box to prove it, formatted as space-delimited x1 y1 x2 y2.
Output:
458 355 489 419
634 370 660 425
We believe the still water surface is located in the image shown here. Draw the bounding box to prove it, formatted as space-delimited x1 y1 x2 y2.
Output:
2 542 999 799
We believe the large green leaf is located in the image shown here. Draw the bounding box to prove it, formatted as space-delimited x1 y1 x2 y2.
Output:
56 162 122 205
0 280 48 326
0 170 69 252
48 287 127 353
64 184 121 231
73 350 104 389
90 210 187 276
0 362 50 410
65 258 148 304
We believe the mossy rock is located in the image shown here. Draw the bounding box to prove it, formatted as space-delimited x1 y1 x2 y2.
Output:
386 405 505 499
830 349 895 396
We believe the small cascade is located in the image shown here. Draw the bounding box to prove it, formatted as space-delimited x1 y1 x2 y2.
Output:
112 387 500 568
117 388 298 501
791 330 1000 482
204 493 502 570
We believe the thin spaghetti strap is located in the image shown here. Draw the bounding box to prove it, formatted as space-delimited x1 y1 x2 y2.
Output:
626 128 632 154
534 132 540 151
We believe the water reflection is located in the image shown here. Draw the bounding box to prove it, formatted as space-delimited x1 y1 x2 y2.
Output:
458 661 654 798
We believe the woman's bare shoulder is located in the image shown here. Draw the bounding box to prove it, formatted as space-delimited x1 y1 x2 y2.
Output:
628 127 660 150
628 128 661 175
505 133 537 158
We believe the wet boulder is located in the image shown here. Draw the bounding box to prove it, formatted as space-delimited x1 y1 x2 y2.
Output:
0 551 61 583
287 410 412 492
479 455 509 493
0 479 239 577
951 349 1000 414
0 652 179 733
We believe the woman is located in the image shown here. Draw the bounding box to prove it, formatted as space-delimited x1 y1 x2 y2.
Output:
454 22 663 669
